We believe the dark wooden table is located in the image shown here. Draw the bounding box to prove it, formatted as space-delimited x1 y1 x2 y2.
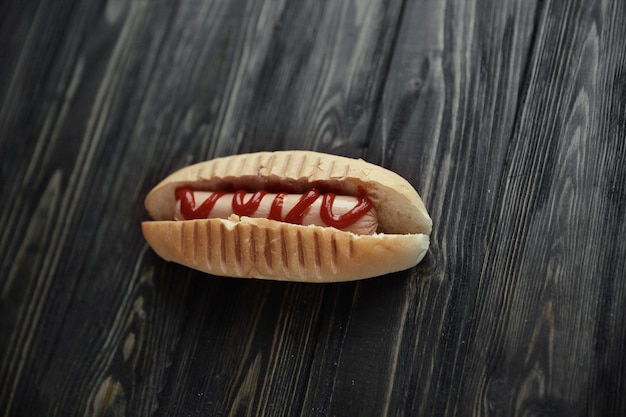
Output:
2 0 625 415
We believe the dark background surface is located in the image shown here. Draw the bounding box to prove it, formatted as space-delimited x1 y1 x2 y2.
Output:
2 0 626 416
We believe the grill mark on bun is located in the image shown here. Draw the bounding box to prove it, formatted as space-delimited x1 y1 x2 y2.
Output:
327 159 336 179
233 224 242 274
348 236 354 259
313 229 322 277
263 153 276 176
296 229 305 270
166 221 173 245
342 163 350 179
220 223 227 269
281 152 292 177
192 221 199 265
330 233 338 272
179 221 185 254
264 228 273 272
249 226 257 271
205 221 212 269
313 155 321 176
280 226 289 272
294 152 306 178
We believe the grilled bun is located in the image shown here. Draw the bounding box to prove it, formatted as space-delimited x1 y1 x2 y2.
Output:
142 151 432 282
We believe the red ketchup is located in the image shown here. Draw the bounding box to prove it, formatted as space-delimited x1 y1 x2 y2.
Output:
283 189 321 224
232 190 267 215
268 192 287 221
175 187 373 229
320 193 372 229
176 188 225 219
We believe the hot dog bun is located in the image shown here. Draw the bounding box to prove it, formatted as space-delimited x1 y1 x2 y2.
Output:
142 151 432 282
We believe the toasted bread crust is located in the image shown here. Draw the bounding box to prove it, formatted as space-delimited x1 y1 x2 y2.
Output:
143 151 432 282
142 218 429 282
145 151 432 235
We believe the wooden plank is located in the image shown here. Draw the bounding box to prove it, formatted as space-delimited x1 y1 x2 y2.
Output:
466 0 626 414
0 0 185 415
313 0 543 415
321 0 626 415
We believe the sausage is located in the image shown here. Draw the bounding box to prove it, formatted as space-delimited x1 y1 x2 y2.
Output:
174 189 378 235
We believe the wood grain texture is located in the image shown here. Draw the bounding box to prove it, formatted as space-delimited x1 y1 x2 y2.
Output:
1 0 625 416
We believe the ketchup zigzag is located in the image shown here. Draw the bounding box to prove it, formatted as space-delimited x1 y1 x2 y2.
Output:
175 188 373 229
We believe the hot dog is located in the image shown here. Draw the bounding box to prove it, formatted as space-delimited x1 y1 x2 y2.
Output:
142 151 432 282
